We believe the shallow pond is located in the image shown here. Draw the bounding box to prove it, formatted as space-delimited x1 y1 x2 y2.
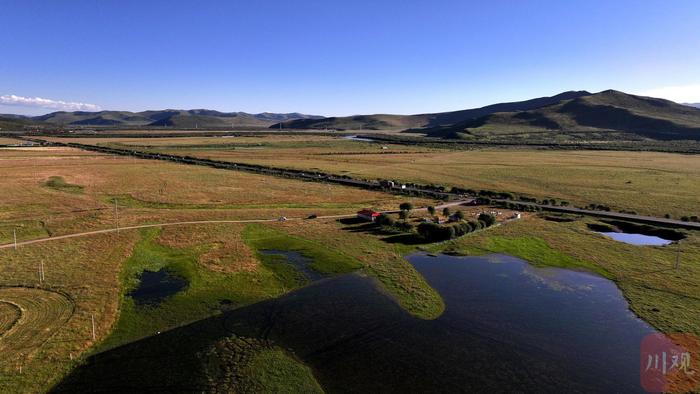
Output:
127 269 188 306
259 250 326 281
597 231 673 246
342 135 375 142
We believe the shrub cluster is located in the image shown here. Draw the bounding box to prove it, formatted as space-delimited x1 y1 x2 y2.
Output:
376 213 414 232
417 214 496 242
494 200 540 212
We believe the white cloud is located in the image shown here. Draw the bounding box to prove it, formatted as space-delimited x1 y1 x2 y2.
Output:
639 84 700 104
0 94 100 111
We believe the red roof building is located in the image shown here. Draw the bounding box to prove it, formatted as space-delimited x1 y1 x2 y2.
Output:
357 209 381 221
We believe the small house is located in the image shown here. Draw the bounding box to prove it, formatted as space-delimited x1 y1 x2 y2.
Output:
357 209 381 222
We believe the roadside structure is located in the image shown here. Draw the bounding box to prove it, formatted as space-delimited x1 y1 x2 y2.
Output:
357 209 381 222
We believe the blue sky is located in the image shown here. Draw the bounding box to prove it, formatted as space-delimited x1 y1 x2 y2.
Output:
1 0 699 116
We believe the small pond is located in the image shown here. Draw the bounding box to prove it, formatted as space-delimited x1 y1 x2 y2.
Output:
259 250 326 281
588 221 681 246
597 231 673 246
127 268 188 306
342 135 375 142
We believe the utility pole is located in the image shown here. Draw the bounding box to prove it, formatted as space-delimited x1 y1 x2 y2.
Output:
114 198 119 232
13 229 17 250
91 314 96 340
41 260 45 282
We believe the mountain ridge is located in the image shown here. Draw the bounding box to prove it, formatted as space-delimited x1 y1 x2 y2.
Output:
422 90 700 141
28 109 323 128
271 91 592 130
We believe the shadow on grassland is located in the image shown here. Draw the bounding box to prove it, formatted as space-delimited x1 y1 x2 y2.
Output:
338 218 432 245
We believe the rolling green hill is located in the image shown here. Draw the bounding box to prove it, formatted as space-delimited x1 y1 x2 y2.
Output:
0 115 32 131
423 90 700 141
31 110 323 128
273 91 591 130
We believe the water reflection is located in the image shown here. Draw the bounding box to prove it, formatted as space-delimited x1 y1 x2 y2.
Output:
597 231 673 246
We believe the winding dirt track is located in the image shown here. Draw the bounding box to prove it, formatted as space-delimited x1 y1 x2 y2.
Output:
0 287 74 362
0 201 468 250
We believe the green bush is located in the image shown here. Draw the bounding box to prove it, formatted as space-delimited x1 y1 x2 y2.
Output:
393 221 414 232
417 223 454 242
376 214 394 226
478 213 496 227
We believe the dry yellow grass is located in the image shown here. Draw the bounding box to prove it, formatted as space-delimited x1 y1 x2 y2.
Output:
157 224 257 273
0 287 74 364
0 137 23 145
65 134 699 218
0 231 138 392
0 301 21 333
0 146 419 245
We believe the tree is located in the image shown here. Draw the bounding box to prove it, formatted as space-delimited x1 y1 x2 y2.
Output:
399 210 410 220
394 221 414 232
417 222 455 242
454 210 465 221
442 207 451 217
478 213 496 227
376 213 394 226
427 206 436 216
399 202 413 212
469 220 481 230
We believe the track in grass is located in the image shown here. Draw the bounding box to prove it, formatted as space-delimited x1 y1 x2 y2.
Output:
0 302 21 335
0 287 74 365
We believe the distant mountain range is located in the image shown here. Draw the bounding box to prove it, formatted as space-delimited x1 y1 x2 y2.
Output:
1 110 322 129
685 103 700 109
273 91 590 131
274 90 700 141
2 91 700 141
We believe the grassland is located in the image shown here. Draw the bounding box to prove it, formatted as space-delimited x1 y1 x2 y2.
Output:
200 335 324 394
43 176 84 194
0 146 416 245
0 146 436 392
3 138 700 392
0 137 22 145
0 287 74 361
0 232 138 393
46 135 700 218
